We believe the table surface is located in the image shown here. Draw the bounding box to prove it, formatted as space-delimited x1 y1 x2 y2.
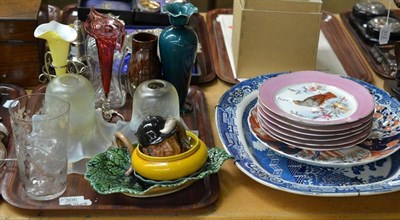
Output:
0 12 397 220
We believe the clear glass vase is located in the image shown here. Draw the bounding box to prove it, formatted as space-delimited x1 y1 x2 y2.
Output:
84 8 128 113
86 36 128 109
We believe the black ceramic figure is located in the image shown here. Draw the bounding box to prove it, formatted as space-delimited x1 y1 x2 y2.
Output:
136 116 190 157
159 2 198 115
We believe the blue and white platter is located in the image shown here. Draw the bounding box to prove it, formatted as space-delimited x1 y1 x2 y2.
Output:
215 72 400 196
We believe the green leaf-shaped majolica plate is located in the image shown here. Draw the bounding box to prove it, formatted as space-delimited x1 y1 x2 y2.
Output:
84 147 232 197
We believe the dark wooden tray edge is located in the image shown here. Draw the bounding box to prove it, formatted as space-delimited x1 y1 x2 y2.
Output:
190 14 218 85
321 11 373 82
206 8 238 85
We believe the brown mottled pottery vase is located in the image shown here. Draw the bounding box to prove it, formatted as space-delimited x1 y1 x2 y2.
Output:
127 32 162 96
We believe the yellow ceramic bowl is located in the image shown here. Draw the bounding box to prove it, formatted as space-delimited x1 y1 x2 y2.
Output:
131 131 208 181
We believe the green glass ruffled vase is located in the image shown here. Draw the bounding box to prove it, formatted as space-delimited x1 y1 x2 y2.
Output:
159 2 198 115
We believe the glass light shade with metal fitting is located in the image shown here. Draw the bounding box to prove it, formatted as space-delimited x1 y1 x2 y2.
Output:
129 79 180 132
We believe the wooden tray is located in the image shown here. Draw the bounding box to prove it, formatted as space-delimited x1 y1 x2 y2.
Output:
321 12 373 82
189 13 217 85
207 9 373 84
206 8 238 84
340 11 398 79
0 83 27 194
1 85 219 211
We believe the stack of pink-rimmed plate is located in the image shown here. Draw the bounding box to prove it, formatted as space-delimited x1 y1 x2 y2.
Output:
256 71 375 151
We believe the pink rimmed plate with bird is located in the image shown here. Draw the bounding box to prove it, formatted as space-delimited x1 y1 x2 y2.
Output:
258 71 375 126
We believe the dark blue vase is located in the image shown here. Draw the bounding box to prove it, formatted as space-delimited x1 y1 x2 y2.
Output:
159 3 198 115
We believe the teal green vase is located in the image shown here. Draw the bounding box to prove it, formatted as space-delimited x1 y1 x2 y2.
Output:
159 2 198 115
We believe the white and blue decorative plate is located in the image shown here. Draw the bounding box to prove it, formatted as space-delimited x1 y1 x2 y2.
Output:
216 72 400 196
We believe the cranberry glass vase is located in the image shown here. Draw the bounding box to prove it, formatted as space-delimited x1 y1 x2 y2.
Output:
84 8 126 120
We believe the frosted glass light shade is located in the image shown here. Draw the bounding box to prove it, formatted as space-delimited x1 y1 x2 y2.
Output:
46 74 96 161
129 79 180 131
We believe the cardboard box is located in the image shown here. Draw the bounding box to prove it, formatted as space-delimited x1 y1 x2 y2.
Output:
0 0 48 88
232 0 322 78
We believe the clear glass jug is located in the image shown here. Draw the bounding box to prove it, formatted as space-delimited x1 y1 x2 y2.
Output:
86 36 129 109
